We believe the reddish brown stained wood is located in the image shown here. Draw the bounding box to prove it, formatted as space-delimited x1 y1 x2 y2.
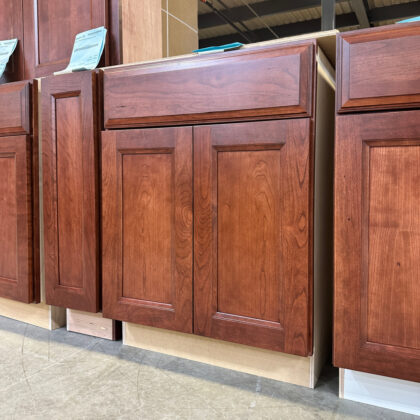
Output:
102 127 193 333
22 0 108 79
103 42 314 128
337 22 420 112
0 0 24 83
334 111 420 382
0 136 33 303
194 120 313 356
0 81 30 135
42 71 100 312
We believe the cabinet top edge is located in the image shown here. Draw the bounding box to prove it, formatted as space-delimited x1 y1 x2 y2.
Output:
101 32 336 77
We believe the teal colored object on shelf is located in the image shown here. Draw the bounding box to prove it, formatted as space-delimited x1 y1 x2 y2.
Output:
397 16 420 23
193 42 243 54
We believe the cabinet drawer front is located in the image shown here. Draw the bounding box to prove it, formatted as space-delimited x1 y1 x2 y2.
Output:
0 81 30 135
42 72 100 312
102 127 193 333
0 136 34 303
194 120 313 356
338 23 420 112
334 110 420 382
103 43 314 128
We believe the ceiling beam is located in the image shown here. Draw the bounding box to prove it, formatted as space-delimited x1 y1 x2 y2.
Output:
198 0 347 30
349 0 370 28
199 13 358 48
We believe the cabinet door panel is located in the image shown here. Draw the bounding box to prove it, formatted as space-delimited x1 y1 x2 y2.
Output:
102 127 193 333
0 0 24 82
23 0 108 79
0 136 33 303
334 111 420 382
194 120 313 356
42 72 99 312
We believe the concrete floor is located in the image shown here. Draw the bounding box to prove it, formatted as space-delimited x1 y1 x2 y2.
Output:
0 315 416 420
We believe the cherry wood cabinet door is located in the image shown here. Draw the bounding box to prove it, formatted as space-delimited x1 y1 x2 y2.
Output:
42 72 100 312
334 111 420 382
0 0 24 83
0 136 34 303
102 127 193 333
22 0 108 79
194 120 313 356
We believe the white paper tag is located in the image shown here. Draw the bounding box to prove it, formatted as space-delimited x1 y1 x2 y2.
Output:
0 39 18 79
54 27 107 75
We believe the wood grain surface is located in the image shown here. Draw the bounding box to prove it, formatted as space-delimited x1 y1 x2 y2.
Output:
337 22 420 112
0 81 30 135
334 110 420 382
0 136 33 303
42 71 100 312
194 119 313 356
103 42 315 128
101 127 193 333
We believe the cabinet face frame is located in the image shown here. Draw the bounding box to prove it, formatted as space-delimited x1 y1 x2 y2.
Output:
101 127 193 333
334 110 420 382
42 71 100 312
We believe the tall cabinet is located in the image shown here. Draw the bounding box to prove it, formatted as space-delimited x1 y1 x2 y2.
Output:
334 22 420 383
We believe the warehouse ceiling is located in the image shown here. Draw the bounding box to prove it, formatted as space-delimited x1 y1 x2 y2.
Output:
198 0 420 47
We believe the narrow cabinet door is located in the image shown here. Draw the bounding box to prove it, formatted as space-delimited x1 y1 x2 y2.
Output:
102 128 193 333
42 72 100 312
194 120 313 356
0 136 33 303
334 111 420 382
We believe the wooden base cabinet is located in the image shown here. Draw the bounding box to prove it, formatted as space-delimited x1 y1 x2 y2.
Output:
334 23 420 383
0 81 39 303
102 38 335 356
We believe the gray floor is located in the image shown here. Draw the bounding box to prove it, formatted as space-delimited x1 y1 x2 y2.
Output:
0 316 417 420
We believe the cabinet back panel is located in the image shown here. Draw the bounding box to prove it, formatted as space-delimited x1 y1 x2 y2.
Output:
217 150 281 323
0 82 30 135
0 155 18 281
56 96 84 289
37 0 93 65
367 146 420 350
122 153 173 304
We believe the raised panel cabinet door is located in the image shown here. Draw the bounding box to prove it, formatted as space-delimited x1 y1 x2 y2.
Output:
0 136 34 303
194 120 313 356
0 0 24 82
102 127 193 333
334 111 420 382
42 72 100 312
22 0 108 79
